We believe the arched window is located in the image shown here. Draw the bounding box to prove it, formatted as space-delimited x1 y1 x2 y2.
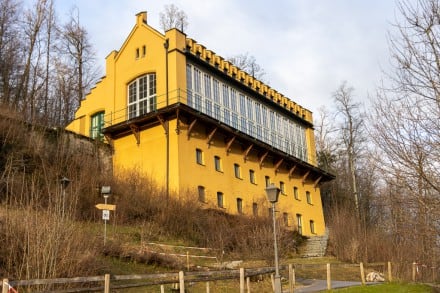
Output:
128 73 156 119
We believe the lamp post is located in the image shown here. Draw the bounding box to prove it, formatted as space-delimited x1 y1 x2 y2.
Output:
265 184 282 293
101 186 111 245
60 177 71 217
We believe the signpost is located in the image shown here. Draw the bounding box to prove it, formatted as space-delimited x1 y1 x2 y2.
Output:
96 186 114 245
102 210 110 220
95 204 116 211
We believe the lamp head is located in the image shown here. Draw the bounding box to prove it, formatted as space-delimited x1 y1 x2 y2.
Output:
101 186 111 195
265 184 280 203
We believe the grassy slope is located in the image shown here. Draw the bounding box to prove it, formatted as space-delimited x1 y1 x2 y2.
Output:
330 283 434 292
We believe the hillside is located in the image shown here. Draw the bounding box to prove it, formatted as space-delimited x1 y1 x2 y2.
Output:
0 110 305 281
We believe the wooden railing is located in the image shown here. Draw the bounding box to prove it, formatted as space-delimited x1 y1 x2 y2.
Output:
2 266 280 293
4 261 421 293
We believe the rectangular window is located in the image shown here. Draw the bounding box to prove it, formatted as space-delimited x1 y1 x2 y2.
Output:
306 191 312 204
310 220 315 234
90 111 104 140
265 176 271 187
198 186 205 202
252 203 258 217
214 104 221 120
297 214 303 235
217 192 224 208
196 148 204 165
213 79 220 103
237 198 243 214
283 213 289 226
223 108 230 124
222 84 230 107
249 169 256 184
186 64 193 106
280 181 285 194
204 74 212 99
142 45 146 57
294 187 299 200
194 68 202 93
214 156 222 172
232 113 239 129
234 163 242 179
205 99 212 116
230 89 237 111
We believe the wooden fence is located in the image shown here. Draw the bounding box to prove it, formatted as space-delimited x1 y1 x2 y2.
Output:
3 261 436 293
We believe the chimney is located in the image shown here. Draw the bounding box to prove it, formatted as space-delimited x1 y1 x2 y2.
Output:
136 11 147 26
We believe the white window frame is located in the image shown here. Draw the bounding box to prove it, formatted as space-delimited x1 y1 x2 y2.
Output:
127 74 156 119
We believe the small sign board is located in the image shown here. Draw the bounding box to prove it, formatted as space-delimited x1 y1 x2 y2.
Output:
95 203 116 211
102 210 110 221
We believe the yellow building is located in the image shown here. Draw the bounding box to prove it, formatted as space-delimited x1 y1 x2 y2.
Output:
66 11 334 236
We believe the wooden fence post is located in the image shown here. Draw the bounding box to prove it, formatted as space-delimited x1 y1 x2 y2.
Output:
246 277 250 293
271 274 275 291
412 262 417 282
186 251 190 271
179 271 185 293
206 281 210 293
161 284 165 293
240 268 245 293
326 263 331 290
288 264 295 293
104 274 110 293
387 261 392 282
360 262 365 285
2 279 9 293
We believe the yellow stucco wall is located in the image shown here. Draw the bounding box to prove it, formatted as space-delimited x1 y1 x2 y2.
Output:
177 122 325 236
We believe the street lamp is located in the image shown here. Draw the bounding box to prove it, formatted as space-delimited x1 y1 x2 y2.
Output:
60 177 71 217
265 184 282 293
101 186 111 245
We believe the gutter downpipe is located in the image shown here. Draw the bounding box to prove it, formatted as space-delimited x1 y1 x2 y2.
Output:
164 39 170 201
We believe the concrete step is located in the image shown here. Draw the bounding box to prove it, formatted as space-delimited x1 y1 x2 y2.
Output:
300 228 329 257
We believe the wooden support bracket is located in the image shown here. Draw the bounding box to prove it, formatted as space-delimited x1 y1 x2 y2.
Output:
274 158 284 173
187 118 198 139
259 151 269 168
157 115 168 134
225 136 236 154
302 170 311 185
129 124 140 145
175 108 180 134
207 127 218 146
314 175 323 188
243 144 253 162
288 165 297 178
103 134 114 153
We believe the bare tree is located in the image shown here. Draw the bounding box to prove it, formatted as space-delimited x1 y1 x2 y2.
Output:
15 0 48 116
0 0 21 106
371 0 440 266
333 82 365 219
59 7 99 125
314 106 338 172
159 4 188 32
227 52 266 81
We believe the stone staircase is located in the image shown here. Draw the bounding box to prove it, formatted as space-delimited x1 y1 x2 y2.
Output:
300 228 329 257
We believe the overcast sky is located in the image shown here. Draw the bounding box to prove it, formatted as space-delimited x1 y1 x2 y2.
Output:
39 0 398 115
